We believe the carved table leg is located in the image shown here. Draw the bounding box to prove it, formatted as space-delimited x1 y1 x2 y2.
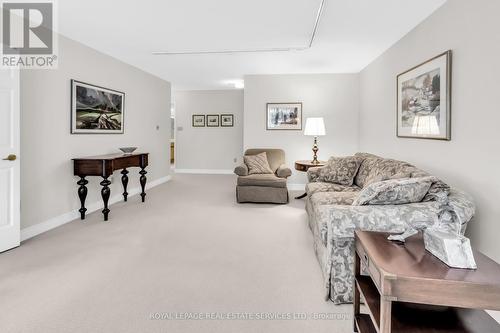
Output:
121 168 129 202
139 167 147 202
77 176 88 220
100 177 111 221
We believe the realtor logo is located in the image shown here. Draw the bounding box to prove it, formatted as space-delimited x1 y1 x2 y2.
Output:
1 0 58 68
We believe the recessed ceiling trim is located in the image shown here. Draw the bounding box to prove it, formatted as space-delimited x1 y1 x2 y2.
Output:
152 0 326 56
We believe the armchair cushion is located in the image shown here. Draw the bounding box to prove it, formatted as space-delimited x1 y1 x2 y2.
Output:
317 156 363 186
244 152 274 175
234 164 248 176
276 164 292 178
237 174 287 188
352 176 434 206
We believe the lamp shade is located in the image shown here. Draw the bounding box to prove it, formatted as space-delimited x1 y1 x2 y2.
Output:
304 117 326 136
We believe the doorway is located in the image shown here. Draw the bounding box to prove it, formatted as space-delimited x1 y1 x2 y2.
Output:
0 68 20 253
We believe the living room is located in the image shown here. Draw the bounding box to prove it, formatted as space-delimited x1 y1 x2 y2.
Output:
1 0 499 332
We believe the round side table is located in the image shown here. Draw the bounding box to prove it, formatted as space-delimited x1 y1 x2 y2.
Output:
294 160 326 199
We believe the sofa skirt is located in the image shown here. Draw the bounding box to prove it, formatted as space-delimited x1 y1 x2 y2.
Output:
236 186 289 204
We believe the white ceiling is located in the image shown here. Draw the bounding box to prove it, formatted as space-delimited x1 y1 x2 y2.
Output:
58 0 446 90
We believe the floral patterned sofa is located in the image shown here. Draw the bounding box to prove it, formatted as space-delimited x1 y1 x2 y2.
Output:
305 152 475 304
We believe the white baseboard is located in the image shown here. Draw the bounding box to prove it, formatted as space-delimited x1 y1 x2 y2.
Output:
487 310 500 324
175 169 234 175
288 183 306 191
20 175 172 242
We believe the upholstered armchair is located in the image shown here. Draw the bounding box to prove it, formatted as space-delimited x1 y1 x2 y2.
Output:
234 149 291 204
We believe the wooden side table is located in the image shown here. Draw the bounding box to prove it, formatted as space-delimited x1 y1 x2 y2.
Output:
353 230 500 333
294 160 326 199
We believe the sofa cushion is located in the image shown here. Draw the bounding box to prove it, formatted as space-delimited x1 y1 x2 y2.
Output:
237 174 287 188
359 158 415 188
311 191 360 206
352 176 435 206
365 172 412 185
354 154 382 188
244 152 274 175
306 182 360 196
318 156 363 186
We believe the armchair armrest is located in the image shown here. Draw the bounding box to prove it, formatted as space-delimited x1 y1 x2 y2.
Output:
234 164 248 176
307 166 324 182
276 164 292 178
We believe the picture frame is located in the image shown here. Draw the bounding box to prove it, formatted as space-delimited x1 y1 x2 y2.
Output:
192 114 205 127
266 103 302 130
397 50 452 140
220 114 234 127
71 80 125 134
206 114 220 127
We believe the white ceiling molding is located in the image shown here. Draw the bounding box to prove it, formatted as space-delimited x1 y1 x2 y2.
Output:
152 0 325 56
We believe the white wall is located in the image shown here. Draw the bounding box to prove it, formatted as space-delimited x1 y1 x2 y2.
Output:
174 90 243 172
21 35 171 230
359 0 500 262
244 74 359 185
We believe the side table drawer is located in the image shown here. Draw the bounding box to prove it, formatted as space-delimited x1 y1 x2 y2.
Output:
356 240 381 290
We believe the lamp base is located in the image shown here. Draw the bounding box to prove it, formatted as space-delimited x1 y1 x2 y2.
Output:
311 137 319 164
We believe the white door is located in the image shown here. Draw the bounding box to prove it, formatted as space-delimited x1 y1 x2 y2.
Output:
0 68 20 253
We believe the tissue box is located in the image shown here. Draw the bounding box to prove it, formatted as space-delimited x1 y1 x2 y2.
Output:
423 229 477 269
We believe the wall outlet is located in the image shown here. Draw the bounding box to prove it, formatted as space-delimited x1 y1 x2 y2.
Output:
177 126 183 131
233 158 237 163
156 125 160 130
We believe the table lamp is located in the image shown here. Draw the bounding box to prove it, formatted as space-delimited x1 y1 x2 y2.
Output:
304 117 326 164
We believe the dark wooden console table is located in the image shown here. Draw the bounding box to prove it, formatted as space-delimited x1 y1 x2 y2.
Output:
73 153 148 221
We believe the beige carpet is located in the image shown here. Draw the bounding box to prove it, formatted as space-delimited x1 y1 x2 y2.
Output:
0 174 353 333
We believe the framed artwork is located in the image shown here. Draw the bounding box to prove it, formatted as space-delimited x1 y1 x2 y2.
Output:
206 114 220 127
71 80 125 134
266 103 302 130
397 50 452 140
220 114 234 127
192 114 205 127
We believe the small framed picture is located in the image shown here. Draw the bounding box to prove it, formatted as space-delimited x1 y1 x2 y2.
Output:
206 114 220 127
397 50 452 140
266 103 302 130
192 114 205 127
220 114 234 127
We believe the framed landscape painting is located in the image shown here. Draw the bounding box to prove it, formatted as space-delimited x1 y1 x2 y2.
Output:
397 50 451 140
192 114 205 127
71 80 124 134
266 103 302 130
220 114 234 127
206 114 220 127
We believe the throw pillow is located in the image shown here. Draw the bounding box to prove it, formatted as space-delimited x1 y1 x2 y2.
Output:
318 156 363 186
352 176 435 206
364 172 411 186
244 152 274 175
